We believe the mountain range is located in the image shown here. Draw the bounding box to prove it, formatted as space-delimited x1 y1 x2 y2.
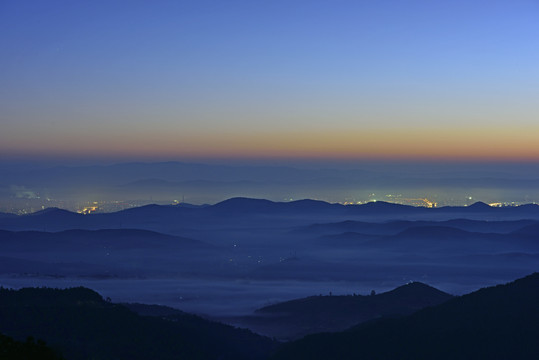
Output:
2 198 539 233
0 195 537 359
1 198 537 310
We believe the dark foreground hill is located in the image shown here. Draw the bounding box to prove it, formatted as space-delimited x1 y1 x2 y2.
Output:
271 272 539 360
0 287 276 360
230 282 453 340
0 333 64 360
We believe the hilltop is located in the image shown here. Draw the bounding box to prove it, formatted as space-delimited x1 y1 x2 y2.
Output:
271 273 539 359
228 281 452 340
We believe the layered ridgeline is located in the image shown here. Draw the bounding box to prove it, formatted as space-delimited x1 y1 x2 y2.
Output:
271 273 539 360
225 282 453 340
0 287 276 360
1 198 538 318
0 228 219 279
0 274 537 359
2 198 539 232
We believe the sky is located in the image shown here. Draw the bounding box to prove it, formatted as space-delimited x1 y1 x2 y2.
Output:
1 0 539 163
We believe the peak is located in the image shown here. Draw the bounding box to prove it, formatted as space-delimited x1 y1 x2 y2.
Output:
363 201 396 207
288 199 331 206
386 281 452 299
218 197 269 203
212 198 333 211
395 281 434 290
468 201 491 209
360 201 414 210
214 197 274 207
209 198 278 213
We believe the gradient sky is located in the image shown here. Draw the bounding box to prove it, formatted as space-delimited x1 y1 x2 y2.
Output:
1 0 539 162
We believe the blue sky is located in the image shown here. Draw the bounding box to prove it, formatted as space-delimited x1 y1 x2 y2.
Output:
1 0 539 161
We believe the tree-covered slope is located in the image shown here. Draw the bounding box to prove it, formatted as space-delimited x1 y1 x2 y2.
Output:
0 287 276 360
271 272 539 360
0 333 64 360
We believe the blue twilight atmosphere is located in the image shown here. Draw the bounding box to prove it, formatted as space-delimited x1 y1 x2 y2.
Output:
0 3 538 359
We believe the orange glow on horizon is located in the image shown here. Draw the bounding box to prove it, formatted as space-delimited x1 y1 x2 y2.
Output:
2 126 539 162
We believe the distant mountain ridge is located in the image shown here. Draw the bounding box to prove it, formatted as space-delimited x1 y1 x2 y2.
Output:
299 218 537 235
4 197 539 217
0 228 221 279
2 197 539 233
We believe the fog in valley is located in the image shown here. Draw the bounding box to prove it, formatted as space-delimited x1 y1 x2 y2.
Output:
1 197 538 320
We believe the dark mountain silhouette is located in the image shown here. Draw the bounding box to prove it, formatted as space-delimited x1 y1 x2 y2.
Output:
283 199 342 212
208 197 348 216
0 208 86 231
466 201 493 210
359 200 421 213
298 218 536 236
307 224 539 257
364 225 539 254
2 198 539 233
0 333 64 360
29 207 76 217
209 197 282 213
295 219 418 237
271 272 539 360
231 282 452 340
0 228 221 279
442 218 536 232
209 198 505 217
0 287 276 360
174 202 210 208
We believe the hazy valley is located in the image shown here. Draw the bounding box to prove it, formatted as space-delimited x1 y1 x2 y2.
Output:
1 198 538 318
